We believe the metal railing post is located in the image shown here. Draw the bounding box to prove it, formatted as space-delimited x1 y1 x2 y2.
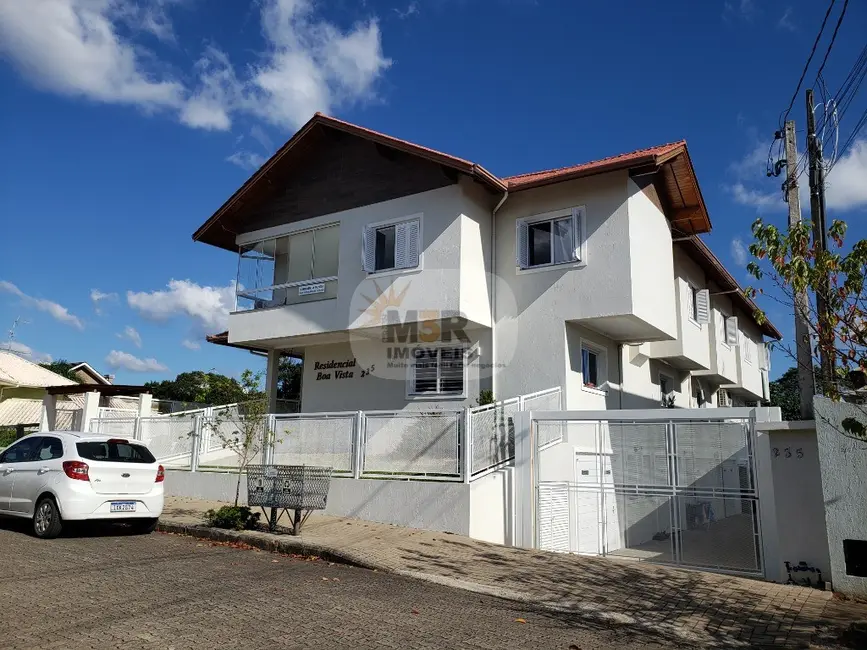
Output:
134 416 143 441
266 414 277 465
353 410 364 479
190 414 202 472
461 408 472 482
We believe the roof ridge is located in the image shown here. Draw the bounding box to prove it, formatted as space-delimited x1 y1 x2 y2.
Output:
503 140 687 181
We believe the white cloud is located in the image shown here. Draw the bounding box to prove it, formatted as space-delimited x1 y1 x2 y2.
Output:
730 237 748 267
181 338 201 350
724 0 756 21
90 287 118 314
393 2 418 19
117 325 143 348
826 139 867 211
226 150 266 170
0 0 185 110
105 349 167 373
249 125 274 152
0 0 392 133
777 7 796 32
1 341 53 363
0 280 84 330
127 279 235 332
727 182 782 209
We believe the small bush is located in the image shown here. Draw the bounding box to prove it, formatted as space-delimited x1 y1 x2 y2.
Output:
203 505 261 531
0 428 17 448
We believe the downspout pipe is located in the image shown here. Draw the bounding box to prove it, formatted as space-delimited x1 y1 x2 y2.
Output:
491 191 509 399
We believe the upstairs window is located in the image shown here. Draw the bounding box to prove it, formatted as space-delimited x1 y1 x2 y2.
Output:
363 216 421 273
409 347 465 397
517 207 585 270
687 285 710 324
582 347 599 388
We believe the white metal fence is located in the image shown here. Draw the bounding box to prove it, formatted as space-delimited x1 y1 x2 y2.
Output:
87 387 563 483
363 411 462 478
469 387 561 477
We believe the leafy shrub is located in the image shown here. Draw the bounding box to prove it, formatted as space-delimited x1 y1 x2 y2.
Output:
203 505 261 531
0 428 17 448
476 390 495 406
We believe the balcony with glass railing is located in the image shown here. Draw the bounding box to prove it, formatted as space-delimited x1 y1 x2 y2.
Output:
235 223 340 312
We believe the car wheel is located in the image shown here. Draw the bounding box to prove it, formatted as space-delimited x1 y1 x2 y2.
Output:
33 497 63 539
130 518 159 535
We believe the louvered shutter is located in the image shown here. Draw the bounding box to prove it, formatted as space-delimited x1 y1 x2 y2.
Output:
695 289 710 324
516 220 529 268
725 316 739 346
759 343 770 370
572 208 582 262
395 219 420 269
538 484 570 552
362 225 376 272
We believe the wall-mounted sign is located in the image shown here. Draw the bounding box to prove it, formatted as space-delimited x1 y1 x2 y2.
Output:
315 359 357 381
299 283 326 296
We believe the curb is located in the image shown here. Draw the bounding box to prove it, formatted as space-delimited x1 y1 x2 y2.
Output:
156 521 381 571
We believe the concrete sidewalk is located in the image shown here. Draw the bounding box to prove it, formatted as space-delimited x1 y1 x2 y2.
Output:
161 496 866 648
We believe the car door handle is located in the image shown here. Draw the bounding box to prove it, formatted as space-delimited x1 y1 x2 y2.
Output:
38 467 50 475
2 468 13 475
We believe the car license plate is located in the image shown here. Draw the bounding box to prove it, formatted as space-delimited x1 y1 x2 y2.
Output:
110 501 136 513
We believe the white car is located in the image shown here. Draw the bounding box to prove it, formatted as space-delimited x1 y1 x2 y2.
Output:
0 432 164 538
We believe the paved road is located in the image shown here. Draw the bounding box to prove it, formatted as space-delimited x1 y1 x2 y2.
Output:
0 520 664 650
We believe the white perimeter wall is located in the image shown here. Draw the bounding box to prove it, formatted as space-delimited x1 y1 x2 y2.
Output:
166 470 471 535
815 397 867 595
767 427 831 579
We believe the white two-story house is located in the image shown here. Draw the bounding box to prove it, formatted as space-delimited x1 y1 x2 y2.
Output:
194 114 780 413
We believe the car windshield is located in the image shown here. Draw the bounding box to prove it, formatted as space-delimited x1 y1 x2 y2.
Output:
76 441 156 464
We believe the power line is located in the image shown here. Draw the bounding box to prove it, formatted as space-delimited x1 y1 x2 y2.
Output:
779 0 838 129
812 0 850 87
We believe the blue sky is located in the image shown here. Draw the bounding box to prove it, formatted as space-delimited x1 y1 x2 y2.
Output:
0 0 865 383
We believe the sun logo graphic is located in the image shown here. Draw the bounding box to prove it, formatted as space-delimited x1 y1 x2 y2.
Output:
357 278 470 346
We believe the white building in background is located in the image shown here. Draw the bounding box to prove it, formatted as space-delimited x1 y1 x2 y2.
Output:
193 114 780 413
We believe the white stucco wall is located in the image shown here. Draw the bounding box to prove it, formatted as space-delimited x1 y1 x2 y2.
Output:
469 467 514 545
814 397 867 594
767 427 831 580
648 248 711 369
298 333 489 412
737 317 765 400
626 178 677 341
166 470 471 534
229 180 494 345
707 295 739 385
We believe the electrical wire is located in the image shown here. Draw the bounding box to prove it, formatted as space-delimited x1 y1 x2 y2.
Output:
778 0 838 129
812 0 850 88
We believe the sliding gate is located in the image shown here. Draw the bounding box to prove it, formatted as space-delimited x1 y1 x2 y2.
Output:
532 409 762 576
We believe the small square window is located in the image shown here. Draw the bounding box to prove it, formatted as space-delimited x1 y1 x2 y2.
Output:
517 208 583 270
410 347 465 396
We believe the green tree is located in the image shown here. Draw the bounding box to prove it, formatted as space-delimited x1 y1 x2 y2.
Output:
747 217 867 438
206 370 272 505
277 358 302 400
145 370 254 406
38 360 83 383
768 368 801 421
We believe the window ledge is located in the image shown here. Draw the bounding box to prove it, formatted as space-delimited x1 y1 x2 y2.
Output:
687 318 703 330
516 260 586 276
581 385 607 397
366 265 423 280
406 393 466 401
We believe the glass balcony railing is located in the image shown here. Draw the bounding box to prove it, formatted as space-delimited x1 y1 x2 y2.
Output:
236 277 338 312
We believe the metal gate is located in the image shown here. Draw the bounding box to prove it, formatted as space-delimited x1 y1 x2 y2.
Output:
533 411 763 576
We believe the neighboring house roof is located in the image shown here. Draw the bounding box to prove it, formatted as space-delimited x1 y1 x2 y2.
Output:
0 397 79 427
68 362 112 385
0 351 76 389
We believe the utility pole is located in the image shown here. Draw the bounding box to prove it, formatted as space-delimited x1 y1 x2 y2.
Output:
805 88 834 393
784 120 816 418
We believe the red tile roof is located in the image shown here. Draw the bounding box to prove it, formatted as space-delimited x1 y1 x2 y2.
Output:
504 141 687 190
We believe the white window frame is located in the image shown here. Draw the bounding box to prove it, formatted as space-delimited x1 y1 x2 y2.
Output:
516 206 587 274
716 310 732 349
363 213 424 277
579 337 607 396
743 333 754 365
406 344 468 400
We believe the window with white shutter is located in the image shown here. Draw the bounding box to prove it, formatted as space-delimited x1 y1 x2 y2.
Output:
409 347 466 397
694 288 710 324
363 215 422 273
516 206 585 270
759 343 770 370
725 316 739 346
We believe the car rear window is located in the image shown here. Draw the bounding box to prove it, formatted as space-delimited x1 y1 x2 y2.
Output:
76 441 156 464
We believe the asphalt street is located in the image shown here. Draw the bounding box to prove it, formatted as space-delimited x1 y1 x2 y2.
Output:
0 519 664 650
